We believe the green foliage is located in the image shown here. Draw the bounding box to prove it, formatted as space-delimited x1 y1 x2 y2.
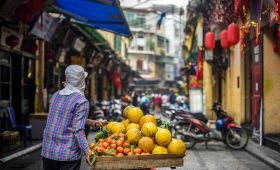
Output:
156 118 172 131
95 130 111 142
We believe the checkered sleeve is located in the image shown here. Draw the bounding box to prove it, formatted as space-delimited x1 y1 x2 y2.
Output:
73 101 90 156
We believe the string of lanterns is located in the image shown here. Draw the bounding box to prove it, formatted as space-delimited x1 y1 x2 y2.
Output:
204 0 279 53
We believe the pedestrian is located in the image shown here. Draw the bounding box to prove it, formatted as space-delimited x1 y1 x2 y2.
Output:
131 91 138 107
140 93 150 114
169 90 177 104
42 65 107 170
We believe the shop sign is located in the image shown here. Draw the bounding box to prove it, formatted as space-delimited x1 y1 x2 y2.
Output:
0 27 23 51
73 38 86 52
189 75 202 88
58 48 67 63
189 89 203 113
92 53 104 66
205 50 213 61
31 12 59 42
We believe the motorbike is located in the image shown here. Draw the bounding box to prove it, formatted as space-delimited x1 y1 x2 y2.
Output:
162 104 176 118
110 99 123 122
100 100 111 119
171 102 249 150
89 101 105 132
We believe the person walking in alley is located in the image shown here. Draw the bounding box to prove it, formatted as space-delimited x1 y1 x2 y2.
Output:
169 90 177 104
42 65 106 170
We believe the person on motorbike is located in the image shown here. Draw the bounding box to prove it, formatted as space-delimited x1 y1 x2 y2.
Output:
140 93 150 114
169 90 177 104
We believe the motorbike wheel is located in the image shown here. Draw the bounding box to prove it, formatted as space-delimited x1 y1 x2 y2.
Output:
174 129 196 149
226 127 249 150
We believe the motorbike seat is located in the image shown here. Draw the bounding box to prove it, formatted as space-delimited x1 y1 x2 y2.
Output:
189 112 208 124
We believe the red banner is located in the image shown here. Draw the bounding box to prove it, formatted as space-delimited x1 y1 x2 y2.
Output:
196 49 203 80
111 70 122 89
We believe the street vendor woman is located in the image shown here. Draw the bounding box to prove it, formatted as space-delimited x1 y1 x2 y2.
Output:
42 65 107 170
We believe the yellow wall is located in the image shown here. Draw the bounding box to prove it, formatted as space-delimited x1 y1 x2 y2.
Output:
98 31 115 50
121 37 129 59
203 61 214 119
263 28 280 134
220 43 245 124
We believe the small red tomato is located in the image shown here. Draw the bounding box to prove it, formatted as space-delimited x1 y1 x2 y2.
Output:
102 142 109 148
116 140 123 147
110 143 117 148
116 147 124 153
123 148 130 155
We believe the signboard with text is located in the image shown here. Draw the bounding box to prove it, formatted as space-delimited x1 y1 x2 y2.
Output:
189 75 202 89
31 12 58 42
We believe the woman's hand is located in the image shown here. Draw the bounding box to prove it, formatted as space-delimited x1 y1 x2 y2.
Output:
87 119 108 127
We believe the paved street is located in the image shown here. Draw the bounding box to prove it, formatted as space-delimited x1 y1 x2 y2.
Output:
1 133 273 170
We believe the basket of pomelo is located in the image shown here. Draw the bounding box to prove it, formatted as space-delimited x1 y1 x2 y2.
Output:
89 106 185 170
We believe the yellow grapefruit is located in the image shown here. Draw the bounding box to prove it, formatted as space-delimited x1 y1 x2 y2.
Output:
126 128 142 145
126 123 140 131
127 107 144 123
123 105 134 119
110 123 126 134
121 119 130 128
155 128 172 146
168 138 186 157
152 146 168 154
138 137 155 153
141 122 158 137
106 122 117 132
139 115 157 128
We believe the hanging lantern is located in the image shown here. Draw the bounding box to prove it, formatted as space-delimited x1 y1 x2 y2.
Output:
5 35 20 49
28 0 44 13
46 49 56 60
16 4 34 23
205 32 216 50
26 43 38 54
220 30 229 49
227 23 240 45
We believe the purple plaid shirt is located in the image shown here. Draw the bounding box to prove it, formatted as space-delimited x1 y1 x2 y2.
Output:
41 91 90 161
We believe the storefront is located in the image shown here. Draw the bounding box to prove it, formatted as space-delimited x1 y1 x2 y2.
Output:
0 27 36 133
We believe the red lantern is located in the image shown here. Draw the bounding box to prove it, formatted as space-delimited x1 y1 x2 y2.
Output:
46 49 56 60
5 35 20 49
220 30 229 49
205 32 216 50
26 43 38 54
16 4 34 23
227 23 240 45
28 0 44 13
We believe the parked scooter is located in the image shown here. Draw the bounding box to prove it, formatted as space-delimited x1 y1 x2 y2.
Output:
171 102 249 150
110 99 123 122
162 104 177 118
89 101 105 131
100 100 111 119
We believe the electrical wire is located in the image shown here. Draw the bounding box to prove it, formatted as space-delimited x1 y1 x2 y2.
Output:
125 0 153 10
126 7 183 28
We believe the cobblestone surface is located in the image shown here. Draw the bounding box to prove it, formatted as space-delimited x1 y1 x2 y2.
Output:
0 114 274 170
1 134 272 170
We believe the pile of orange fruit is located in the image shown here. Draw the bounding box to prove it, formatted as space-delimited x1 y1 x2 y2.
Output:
89 133 151 156
89 105 186 158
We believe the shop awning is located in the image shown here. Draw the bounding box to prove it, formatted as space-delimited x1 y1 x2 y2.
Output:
53 0 132 37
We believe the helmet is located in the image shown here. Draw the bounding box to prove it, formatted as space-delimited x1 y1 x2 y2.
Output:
216 119 226 130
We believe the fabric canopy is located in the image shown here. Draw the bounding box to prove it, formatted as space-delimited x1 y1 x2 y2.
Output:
53 0 132 37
